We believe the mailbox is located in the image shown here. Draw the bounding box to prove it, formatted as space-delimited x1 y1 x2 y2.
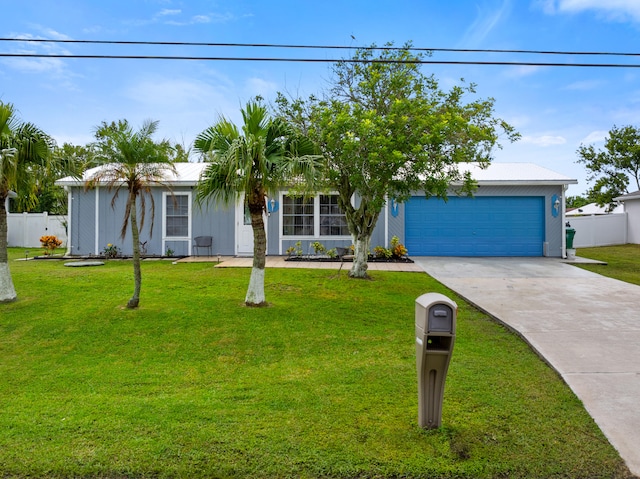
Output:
415 292 457 429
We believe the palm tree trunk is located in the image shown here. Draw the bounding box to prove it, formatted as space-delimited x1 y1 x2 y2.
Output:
0 193 17 303
245 200 267 306
127 192 141 309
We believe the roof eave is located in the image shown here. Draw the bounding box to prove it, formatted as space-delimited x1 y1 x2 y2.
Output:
471 179 578 186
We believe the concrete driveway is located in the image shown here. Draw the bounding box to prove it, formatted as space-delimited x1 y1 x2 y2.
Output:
414 257 640 477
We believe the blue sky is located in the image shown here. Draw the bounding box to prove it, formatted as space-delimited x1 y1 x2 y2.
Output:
2 0 640 196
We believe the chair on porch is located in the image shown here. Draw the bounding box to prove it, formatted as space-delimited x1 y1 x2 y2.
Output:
193 236 213 256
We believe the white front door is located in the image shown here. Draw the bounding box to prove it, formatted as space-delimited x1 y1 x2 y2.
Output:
236 199 254 256
236 196 268 256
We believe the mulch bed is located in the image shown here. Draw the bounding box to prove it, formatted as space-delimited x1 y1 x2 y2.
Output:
285 256 414 263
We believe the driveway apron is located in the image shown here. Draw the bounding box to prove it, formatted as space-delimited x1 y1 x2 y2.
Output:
414 257 640 477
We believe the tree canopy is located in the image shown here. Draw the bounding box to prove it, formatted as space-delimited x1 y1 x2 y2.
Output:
277 43 519 277
195 99 321 306
1 101 55 302
86 119 177 309
577 125 640 207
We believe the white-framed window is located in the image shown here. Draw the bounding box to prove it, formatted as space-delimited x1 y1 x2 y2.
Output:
282 195 315 236
282 193 349 237
164 193 190 238
319 194 349 236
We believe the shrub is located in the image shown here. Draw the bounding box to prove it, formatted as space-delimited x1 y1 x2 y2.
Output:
103 243 120 259
311 241 326 255
373 245 392 259
39 235 63 255
390 235 408 258
286 241 303 257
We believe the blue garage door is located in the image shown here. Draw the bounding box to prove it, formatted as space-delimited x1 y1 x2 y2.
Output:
405 196 545 256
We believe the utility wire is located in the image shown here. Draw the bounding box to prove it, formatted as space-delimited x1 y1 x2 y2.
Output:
1 37 640 58
1 52 639 67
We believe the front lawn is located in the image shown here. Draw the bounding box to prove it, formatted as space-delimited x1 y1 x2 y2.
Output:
0 249 631 478
577 244 640 286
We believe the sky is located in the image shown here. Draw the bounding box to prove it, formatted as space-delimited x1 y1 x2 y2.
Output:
2 0 640 197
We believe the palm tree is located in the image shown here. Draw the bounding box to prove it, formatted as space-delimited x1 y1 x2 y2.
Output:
195 100 321 306
86 119 176 309
1 102 54 303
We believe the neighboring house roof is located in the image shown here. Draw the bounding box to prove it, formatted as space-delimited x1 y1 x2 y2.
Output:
566 202 624 216
56 161 578 188
614 190 640 201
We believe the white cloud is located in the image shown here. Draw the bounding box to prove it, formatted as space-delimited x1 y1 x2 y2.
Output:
504 65 544 78
542 0 640 22
564 79 604 91
461 0 512 45
1 32 79 86
244 77 278 98
521 135 567 146
533 0 556 14
157 9 181 16
580 130 608 144
121 75 245 142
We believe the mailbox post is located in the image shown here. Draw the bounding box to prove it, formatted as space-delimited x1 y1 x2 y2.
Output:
415 293 457 429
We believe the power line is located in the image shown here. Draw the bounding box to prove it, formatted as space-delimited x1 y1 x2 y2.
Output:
1 52 639 68
1 37 640 58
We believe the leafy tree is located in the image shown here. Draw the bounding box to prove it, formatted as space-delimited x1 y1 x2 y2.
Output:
277 43 518 278
195 99 321 306
85 119 176 309
1 101 55 302
10 142 89 214
565 195 590 210
577 125 640 208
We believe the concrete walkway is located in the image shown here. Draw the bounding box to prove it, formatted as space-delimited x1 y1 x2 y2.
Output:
178 255 425 272
414 257 640 477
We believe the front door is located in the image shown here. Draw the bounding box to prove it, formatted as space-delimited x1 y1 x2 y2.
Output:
235 196 268 256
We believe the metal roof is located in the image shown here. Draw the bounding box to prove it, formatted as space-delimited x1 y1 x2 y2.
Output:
457 162 577 185
56 161 577 187
55 162 208 187
614 190 640 201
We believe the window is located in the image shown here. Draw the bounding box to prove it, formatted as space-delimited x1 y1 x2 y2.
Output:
282 194 349 237
283 195 314 236
320 195 349 236
165 194 189 237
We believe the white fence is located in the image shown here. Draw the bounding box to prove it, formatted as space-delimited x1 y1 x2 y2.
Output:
7 212 68 248
568 213 628 248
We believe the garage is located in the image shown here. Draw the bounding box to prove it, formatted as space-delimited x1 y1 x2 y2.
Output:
405 196 545 256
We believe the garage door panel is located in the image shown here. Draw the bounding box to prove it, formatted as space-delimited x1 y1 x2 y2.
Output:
405 196 545 257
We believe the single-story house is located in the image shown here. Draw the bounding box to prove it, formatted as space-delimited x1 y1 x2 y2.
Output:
566 202 624 216
55 162 577 258
614 190 640 244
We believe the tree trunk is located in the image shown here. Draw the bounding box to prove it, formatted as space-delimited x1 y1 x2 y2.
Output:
127 193 141 309
0 193 17 303
350 235 371 279
245 199 267 306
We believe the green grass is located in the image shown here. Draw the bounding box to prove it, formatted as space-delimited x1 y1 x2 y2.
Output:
577 244 640 285
0 248 632 478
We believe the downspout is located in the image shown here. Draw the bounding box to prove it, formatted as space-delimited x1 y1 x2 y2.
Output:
65 187 72 256
384 195 389 248
562 185 567 258
94 187 100 256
